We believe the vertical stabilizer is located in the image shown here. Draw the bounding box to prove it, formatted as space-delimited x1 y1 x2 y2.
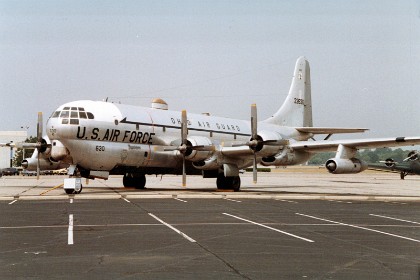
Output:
264 56 312 127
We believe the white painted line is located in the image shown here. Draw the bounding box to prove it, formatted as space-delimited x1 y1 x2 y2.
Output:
224 198 241 203
278 199 298 204
296 213 420 243
148 213 196 243
370 214 420 225
8 200 17 205
70 199 73 204
123 198 131 203
174 198 187 203
223 213 314 243
68 214 74 245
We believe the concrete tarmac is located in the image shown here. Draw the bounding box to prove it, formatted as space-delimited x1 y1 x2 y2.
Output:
0 170 419 279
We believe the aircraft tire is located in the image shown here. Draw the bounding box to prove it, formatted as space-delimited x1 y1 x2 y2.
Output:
65 189 75 195
216 174 241 191
123 174 146 189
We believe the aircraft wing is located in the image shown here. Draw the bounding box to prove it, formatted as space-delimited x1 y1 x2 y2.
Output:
367 162 413 173
0 142 15 147
290 136 420 153
295 127 368 135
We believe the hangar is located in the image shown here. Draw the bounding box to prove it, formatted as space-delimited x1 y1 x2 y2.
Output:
0 131 28 169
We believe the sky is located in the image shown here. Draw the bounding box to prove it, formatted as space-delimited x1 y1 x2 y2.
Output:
1 0 419 140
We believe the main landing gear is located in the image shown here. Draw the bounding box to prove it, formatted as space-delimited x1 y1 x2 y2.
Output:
216 173 241 192
123 173 146 189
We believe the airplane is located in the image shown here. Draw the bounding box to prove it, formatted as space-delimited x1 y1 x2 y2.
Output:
3 56 420 194
368 151 420 179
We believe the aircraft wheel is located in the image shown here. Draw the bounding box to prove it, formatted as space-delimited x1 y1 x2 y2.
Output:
65 189 75 195
134 174 146 189
123 174 146 189
216 173 227 190
232 176 241 192
216 174 241 191
400 172 405 180
75 184 83 194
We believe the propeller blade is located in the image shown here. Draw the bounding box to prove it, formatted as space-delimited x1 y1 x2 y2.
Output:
182 156 186 187
36 112 43 180
181 110 188 146
253 152 257 184
251 104 257 140
36 153 40 180
37 112 43 142
181 110 188 187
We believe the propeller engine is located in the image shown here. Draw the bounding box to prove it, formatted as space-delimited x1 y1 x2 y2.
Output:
17 113 51 179
404 151 419 162
165 110 215 186
234 104 288 183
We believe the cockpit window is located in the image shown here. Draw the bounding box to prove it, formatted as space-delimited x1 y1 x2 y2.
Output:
54 106 94 125
60 111 70 118
51 111 60 118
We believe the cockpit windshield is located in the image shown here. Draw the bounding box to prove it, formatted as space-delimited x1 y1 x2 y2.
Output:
49 107 94 125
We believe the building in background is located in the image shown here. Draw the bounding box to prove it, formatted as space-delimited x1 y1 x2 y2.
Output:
0 131 28 169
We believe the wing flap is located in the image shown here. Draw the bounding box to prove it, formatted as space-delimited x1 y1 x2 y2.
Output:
295 127 368 135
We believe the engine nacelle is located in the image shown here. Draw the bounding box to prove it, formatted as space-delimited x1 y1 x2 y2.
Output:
192 156 219 170
384 158 396 167
185 136 214 162
261 149 311 166
21 157 59 171
50 140 69 161
255 130 285 156
325 158 368 174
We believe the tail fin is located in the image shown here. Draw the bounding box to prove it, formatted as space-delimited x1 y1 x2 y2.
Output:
264 56 312 127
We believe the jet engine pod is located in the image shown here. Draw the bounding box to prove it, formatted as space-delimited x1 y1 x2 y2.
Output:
184 136 214 162
325 158 368 174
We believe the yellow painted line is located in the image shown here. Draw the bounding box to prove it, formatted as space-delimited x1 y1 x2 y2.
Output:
40 183 64 196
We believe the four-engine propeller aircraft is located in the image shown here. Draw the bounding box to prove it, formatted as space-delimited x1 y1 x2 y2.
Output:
369 151 420 179
3 56 420 194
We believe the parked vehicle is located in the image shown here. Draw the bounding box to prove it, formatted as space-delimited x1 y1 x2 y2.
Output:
1 168 19 176
21 170 37 176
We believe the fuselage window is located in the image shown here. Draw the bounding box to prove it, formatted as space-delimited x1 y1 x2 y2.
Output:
79 112 87 119
63 107 70 110
71 111 78 118
62 119 69 124
78 107 85 111
71 107 77 111
87 112 94 119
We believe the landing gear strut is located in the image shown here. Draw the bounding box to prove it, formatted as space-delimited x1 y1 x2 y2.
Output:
123 173 146 189
216 173 241 192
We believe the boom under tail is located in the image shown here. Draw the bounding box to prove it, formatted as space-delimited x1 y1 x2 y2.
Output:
264 56 312 128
